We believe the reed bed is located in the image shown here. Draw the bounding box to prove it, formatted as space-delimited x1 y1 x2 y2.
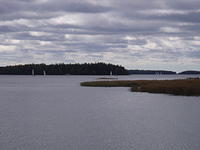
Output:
81 79 200 96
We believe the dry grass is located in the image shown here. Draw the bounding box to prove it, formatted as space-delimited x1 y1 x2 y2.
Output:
81 79 200 96
81 80 138 87
96 77 118 80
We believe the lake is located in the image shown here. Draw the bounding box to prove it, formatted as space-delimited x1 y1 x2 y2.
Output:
0 75 200 150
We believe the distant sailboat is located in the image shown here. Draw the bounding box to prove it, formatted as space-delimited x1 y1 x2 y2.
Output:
110 71 113 76
43 70 46 76
32 69 35 76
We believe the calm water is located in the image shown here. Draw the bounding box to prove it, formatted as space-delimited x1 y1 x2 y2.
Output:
0 75 200 150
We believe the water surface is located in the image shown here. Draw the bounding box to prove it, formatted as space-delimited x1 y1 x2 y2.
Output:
0 75 200 150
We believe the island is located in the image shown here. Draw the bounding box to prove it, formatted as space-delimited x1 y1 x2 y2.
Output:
128 70 177 74
0 63 128 75
179 71 200 74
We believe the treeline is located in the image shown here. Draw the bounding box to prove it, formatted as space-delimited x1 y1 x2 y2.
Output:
179 71 200 74
128 70 177 75
0 63 128 75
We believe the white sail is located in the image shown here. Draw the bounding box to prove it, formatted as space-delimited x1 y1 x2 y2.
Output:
32 69 34 76
43 70 46 76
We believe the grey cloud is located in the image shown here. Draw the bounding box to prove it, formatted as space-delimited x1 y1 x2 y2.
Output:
0 0 111 15
146 11 200 23
165 0 200 10
181 24 200 33
128 39 147 45
37 1 111 13
186 51 200 59
0 25 16 33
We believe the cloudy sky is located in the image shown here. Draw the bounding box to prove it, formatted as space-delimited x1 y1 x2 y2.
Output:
0 0 200 71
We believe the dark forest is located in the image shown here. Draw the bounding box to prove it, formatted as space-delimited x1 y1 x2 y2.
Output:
0 63 128 75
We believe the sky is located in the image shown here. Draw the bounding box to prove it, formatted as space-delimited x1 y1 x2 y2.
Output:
0 0 200 71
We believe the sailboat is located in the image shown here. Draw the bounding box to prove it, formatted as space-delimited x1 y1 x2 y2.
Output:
32 69 35 76
43 70 46 76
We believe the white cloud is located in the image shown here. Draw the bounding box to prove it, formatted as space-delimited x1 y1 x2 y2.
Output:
144 40 160 49
0 45 16 52
29 31 51 37
49 14 83 25
160 27 181 33
192 40 200 45
124 36 137 41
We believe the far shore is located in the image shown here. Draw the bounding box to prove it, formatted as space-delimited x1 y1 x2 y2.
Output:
81 78 200 96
